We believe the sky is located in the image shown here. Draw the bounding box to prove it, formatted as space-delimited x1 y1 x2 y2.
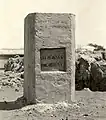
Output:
0 0 106 48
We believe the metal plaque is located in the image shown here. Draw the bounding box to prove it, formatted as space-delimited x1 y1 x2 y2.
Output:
40 48 66 71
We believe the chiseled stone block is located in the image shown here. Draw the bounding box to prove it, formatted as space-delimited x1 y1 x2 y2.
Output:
24 13 75 104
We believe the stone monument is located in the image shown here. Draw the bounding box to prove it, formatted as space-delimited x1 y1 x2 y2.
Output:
24 13 75 104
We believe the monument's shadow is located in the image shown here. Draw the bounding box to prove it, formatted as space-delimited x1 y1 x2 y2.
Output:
0 96 27 110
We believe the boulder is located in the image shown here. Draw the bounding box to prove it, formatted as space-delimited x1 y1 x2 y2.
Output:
75 47 106 91
75 55 91 90
90 61 106 91
4 55 24 73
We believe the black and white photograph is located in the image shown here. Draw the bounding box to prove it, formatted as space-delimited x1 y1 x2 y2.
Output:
0 0 106 119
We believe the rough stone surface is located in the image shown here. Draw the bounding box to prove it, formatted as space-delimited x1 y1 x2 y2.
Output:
0 71 24 90
75 47 106 91
24 13 75 104
4 55 24 72
75 57 91 90
90 61 106 91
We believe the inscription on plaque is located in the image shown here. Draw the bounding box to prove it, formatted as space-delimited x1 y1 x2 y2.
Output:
40 48 66 71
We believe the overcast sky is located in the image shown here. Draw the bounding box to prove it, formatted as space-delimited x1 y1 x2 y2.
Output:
0 0 106 48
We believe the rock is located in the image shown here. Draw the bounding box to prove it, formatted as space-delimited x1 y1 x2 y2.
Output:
75 46 106 91
90 61 106 91
2 80 9 86
84 88 92 92
101 51 106 60
1 72 23 89
4 55 24 73
75 56 91 90
15 87 19 92
90 62 103 91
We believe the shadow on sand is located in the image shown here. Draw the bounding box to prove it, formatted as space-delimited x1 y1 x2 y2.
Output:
0 96 28 110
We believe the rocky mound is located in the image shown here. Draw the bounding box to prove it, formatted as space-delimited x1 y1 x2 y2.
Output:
0 71 24 92
76 46 106 91
14 102 80 120
4 55 24 73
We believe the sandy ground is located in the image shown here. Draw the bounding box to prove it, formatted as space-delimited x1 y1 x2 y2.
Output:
0 86 106 120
